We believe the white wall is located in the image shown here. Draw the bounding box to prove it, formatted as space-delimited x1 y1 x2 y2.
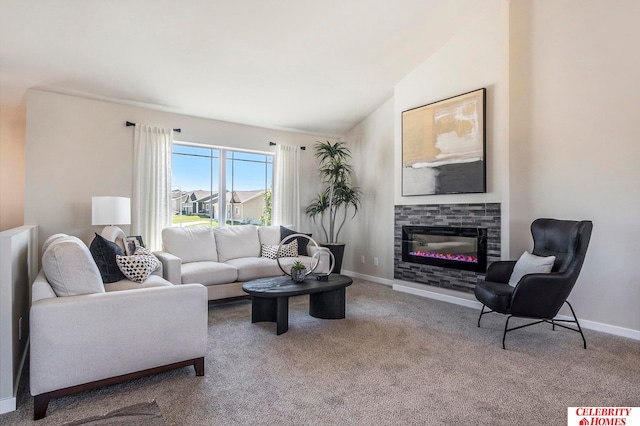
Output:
394 1 508 211
341 98 395 278
388 0 508 299
347 0 639 334
25 90 327 248
509 0 640 331
340 0 508 292
0 107 26 232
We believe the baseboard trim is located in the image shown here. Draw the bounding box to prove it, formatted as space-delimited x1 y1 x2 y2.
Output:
554 315 640 341
0 338 28 415
341 270 395 287
391 282 639 341
392 283 483 310
0 397 16 415
344 273 640 342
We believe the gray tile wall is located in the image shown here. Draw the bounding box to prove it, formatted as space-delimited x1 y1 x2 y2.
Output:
394 203 501 293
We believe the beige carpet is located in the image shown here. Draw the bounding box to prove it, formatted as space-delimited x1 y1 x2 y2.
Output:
62 401 164 425
2 280 639 425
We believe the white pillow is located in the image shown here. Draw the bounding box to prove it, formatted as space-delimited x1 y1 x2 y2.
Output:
162 226 218 263
508 251 556 287
214 225 260 262
257 224 295 246
116 247 162 283
260 240 298 259
42 236 105 296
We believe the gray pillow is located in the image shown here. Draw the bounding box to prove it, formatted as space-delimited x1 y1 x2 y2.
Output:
508 251 556 287
42 236 105 296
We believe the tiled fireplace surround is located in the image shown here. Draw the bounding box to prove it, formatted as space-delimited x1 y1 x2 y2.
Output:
394 203 501 294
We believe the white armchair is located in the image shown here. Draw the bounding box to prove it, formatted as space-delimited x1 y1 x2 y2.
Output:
30 234 208 419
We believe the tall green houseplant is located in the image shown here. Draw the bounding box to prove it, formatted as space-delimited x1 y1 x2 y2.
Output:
305 141 361 272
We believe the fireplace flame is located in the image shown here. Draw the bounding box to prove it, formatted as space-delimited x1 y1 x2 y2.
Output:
409 251 478 263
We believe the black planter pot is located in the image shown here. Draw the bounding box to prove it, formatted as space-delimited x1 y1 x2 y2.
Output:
320 243 345 274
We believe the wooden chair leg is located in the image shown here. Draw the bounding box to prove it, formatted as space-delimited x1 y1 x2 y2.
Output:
34 394 51 420
194 357 205 376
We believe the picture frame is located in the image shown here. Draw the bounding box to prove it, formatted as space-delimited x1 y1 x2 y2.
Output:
124 236 144 255
402 88 486 196
131 235 145 248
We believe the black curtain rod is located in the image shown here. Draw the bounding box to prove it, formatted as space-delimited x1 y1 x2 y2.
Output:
126 121 181 133
269 141 305 150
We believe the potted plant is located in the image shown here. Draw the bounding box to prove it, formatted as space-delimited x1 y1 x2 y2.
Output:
305 141 361 273
290 260 307 283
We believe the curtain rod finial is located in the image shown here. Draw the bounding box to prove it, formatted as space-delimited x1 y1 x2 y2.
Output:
269 141 305 150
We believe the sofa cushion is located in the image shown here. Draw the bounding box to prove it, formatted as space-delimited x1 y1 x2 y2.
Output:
90 233 127 283
225 257 284 281
116 247 162 283
214 225 261 262
280 226 312 256
104 274 174 292
162 226 218 263
181 261 238 285
257 225 289 246
42 236 105 297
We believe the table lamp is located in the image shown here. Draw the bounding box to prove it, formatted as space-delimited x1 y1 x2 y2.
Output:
91 196 131 244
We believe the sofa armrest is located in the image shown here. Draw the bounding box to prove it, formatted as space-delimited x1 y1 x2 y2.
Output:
154 251 182 284
30 283 207 396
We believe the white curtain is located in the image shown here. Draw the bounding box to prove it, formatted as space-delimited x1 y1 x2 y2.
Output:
132 124 173 251
273 144 300 229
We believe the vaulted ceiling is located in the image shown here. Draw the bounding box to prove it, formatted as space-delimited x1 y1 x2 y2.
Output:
0 0 483 136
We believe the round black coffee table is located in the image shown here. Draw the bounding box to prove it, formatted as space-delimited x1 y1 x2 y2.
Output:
242 274 353 335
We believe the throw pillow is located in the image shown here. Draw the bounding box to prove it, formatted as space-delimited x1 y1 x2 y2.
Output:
116 246 162 283
42 236 105 297
89 233 127 283
280 226 312 256
261 240 298 259
508 251 556 287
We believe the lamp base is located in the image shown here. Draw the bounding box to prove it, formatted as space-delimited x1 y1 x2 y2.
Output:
100 225 126 250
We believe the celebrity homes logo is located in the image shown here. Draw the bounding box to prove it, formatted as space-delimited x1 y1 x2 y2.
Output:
568 407 640 425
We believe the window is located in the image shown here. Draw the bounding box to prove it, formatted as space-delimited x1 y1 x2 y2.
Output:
172 143 273 227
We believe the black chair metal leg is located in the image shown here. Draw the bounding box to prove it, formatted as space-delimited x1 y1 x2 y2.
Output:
478 305 486 327
500 302 586 350
502 315 511 349
566 301 587 349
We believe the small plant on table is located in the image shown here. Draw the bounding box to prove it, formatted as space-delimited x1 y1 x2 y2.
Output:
290 260 307 283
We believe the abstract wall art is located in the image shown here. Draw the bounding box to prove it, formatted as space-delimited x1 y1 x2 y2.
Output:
402 88 486 196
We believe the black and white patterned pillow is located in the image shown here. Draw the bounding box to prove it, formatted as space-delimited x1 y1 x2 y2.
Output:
261 240 298 259
116 247 161 283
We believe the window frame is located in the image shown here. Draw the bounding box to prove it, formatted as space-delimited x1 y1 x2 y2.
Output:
172 141 273 227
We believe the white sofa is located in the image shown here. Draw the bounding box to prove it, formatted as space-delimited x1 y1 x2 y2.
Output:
155 225 328 301
30 234 208 420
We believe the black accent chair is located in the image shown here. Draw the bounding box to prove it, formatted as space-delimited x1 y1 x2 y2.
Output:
475 218 593 349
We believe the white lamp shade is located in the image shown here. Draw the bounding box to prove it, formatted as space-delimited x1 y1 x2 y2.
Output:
92 196 131 226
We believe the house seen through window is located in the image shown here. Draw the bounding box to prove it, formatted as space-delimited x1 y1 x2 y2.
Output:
172 143 273 227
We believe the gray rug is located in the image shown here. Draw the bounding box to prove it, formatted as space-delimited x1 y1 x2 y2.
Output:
62 401 164 425
1 280 639 425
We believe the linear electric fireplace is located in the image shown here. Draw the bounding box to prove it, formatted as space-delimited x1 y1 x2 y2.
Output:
402 225 487 273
